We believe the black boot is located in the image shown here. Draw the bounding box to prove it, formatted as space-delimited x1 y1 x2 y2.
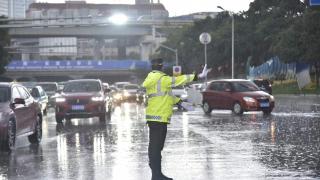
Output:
159 173 173 180
152 174 173 180
159 161 173 180
151 170 161 180
151 168 173 180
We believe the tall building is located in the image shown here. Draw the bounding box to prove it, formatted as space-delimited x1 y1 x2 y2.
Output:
8 0 35 18
0 0 9 17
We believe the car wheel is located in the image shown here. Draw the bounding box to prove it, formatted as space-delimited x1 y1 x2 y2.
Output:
99 113 106 122
2 119 16 152
106 108 111 119
232 102 243 115
263 109 272 115
65 117 72 121
43 108 47 116
28 115 42 144
55 114 64 123
203 102 212 115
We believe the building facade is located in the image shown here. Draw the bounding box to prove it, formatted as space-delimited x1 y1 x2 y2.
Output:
8 0 35 18
0 0 9 17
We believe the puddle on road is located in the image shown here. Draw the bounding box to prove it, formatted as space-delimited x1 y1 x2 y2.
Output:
272 112 320 118
184 109 320 179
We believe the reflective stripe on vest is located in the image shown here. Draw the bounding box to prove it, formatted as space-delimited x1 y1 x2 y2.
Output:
146 115 162 121
147 75 174 98
186 74 192 82
146 115 171 123
171 77 176 87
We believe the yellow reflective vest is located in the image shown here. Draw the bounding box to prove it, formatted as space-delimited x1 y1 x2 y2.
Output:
142 70 195 123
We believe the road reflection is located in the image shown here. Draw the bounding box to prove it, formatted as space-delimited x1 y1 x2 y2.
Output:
0 145 43 179
187 109 320 179
252 115 320 177
52 103 148 179
0 101 319 180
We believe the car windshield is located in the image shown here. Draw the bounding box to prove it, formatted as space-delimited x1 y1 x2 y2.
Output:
116 83 129 89
39 84 57 91
0 87 10 102
124 85 139 90
63 81 101 93
232 81 260 92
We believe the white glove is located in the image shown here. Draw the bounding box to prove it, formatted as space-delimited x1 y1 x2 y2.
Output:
181 102 195 111
198 64 212 79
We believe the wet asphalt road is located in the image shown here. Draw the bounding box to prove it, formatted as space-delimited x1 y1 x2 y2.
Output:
0 95 320 180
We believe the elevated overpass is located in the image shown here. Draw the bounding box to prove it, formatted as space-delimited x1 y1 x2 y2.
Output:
0 17 193 61
0 17 193 81
1 18 193 38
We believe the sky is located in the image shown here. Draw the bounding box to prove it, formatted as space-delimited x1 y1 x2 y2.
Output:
39 0 255 17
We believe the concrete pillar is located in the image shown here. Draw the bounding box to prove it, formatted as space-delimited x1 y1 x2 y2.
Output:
22 53 30 61
140 42 152 61
117 39 127 59
118 46 126 59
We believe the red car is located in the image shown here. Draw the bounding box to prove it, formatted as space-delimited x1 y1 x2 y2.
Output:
55 79 112 123
202 79 275 115
0 83 42 151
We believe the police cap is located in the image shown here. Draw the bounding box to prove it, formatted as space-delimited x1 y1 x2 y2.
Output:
151 58 163 66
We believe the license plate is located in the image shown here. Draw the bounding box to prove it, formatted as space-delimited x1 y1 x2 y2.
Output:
72 105 84 110
260 102 270 107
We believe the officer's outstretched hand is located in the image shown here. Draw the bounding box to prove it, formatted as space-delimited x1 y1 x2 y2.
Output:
198 64 212 79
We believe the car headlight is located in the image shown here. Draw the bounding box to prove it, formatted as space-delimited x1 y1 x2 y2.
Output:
114 93 122 100
51 93 60 99
181 94 188 99
243 97 256 103
123 91 130 97
269 95 274 101
91 96 104 101
56 97 66 102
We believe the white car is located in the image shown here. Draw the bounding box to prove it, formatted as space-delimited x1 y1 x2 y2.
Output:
172 86 188 101
186 83 205 105
114 82 130 90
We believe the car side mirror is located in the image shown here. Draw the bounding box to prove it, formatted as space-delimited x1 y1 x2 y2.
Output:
13 98 25 105
260 87 266 91
104 88 111 93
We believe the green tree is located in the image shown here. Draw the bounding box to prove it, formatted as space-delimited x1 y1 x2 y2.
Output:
155 0 320 83
273 1 320 86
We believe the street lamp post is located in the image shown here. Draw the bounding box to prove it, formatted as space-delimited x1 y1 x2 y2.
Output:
159 44 178 66
217 6 235 79
199 32 212 87
231 13 234 79
152 26 178 65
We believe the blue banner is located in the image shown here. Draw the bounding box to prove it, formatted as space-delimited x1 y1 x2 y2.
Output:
248 57 300 80
310 0 320 5
6 60 151 71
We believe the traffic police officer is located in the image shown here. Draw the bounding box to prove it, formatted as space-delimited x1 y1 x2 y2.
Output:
142 58 210 180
